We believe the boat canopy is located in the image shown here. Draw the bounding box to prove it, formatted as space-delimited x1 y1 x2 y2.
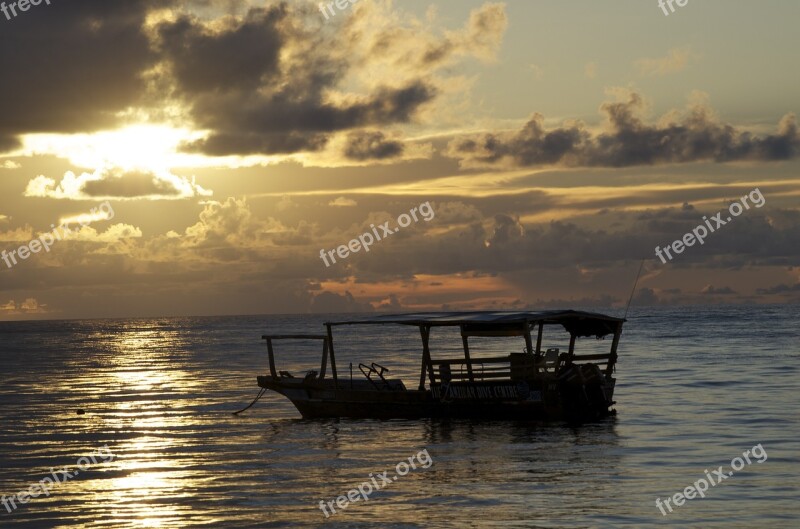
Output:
327 310 624 338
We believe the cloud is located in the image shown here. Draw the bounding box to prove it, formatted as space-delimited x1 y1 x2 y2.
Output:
276 196 299 212
0 226 34 242
447 90 800 168
528 294 619 309
633 287 660 305
374 293 403 311
24 168 211 200
328 197 358 207
376 2 507 70
3 194 797 315
124 197 321 273
1 212 139 256
172 197 314 257
182 81 436 156
459 2 508 61
156 6 287 96
1 161 21 169
154 5 440 156
0 298 49 315
756 283 800 295
333 199 800 281
70 224 144 244
635 47 696 76
700 285 737 295
584 62 597 79
485 214 525 247
343 131 404 161
59 207 114 227
310 291 373 314
181 197 268 250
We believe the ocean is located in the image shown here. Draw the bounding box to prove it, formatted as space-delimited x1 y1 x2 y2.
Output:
0 305 798 528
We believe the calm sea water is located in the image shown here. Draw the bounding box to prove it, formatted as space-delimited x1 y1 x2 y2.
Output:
0 306 797 528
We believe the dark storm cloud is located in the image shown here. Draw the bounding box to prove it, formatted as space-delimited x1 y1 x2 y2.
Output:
81 171 181 198
448 92 800 168
185 130 330 156
0 0 169 152
156 8 287 95
155 5 437 156
182 80 436 156
343 131 404 161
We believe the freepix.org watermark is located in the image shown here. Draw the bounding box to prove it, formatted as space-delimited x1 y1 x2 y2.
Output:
658 0 689 17
319 0 359 21
319 201 434 267
1 201 115 270
655 188 765 264
318 449 433 518
655 443 768 516
2 445 115 514
1 0 52 22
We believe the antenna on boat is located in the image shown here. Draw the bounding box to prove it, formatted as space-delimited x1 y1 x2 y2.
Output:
623 259 645 319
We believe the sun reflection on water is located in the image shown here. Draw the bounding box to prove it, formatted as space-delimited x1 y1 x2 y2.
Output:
85 325 217 527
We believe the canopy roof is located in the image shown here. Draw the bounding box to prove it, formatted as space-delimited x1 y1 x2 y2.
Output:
327 310 624 338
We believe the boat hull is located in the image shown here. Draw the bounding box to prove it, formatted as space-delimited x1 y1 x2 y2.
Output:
257 373 615 422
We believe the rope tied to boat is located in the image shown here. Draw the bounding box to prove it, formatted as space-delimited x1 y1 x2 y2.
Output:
232 387 267 415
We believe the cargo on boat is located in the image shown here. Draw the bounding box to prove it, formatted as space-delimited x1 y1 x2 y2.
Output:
255 310 625 421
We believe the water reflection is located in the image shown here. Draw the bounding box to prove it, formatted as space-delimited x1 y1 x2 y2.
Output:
1 310 797 528
67 324 217 528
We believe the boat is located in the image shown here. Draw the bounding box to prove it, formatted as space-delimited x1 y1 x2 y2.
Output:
255 310 625 421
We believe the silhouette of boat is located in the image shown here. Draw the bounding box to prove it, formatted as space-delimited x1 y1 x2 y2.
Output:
256 310 625 421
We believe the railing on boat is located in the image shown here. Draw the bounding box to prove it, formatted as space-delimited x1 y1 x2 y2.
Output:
427 351 616 383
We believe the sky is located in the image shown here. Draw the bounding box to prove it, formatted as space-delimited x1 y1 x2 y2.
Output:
1 0 799 320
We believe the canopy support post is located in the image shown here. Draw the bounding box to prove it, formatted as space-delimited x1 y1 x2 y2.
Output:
606 322 623 377
266 338 277 378
418 325 435 390
460 325 475 382
326 324 339 390
567 333 576 366
535 322 543 356
523 322 534 355
319 339 329 380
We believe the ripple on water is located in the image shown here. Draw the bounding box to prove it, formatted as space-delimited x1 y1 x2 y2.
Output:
0 306 798 528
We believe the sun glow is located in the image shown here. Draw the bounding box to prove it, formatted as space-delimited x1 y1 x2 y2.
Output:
22 124 209 172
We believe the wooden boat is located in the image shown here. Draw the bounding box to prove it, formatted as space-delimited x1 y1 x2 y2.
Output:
256 310 625 421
